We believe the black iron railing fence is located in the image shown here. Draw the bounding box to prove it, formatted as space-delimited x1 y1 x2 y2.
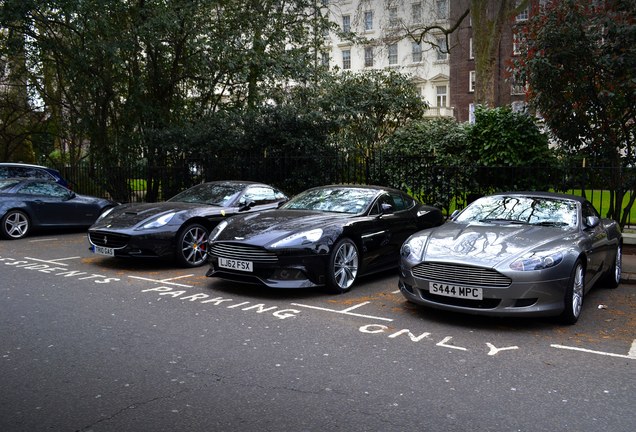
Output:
59 153 635 226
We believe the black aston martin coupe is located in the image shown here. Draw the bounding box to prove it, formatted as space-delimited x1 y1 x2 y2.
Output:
206 184 443 293
88 181 288 267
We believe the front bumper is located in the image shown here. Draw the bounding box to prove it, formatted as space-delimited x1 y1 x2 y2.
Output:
88 228 176 260
398 263 570 317
206 252 329 289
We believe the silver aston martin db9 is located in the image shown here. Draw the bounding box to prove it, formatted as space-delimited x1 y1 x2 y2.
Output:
398 192 622 324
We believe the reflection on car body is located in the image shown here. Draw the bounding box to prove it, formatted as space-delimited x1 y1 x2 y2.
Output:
398 192 622 324
206 184 443 293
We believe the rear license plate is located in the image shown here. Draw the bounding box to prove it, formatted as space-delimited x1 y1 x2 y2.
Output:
218 257 253 272
430 282 483 300
93 245 115 257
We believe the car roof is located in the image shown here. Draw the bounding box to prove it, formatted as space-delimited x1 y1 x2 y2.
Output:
304 184 404 194
0 162 60 170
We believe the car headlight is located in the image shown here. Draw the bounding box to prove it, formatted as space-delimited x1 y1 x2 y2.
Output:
510 249 564 271
96 206 116 222
270 228 323 248
137 212 176 230
209 220 228 242
401 234 427 261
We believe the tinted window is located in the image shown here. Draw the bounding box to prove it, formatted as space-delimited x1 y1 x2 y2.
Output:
0 179 20 190
18 182 70 198
390 192 414 211
241 186 281 206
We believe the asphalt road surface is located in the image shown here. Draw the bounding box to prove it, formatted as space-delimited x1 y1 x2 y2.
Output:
1 232 635 432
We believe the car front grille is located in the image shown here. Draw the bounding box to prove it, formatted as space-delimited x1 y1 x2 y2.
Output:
412 262 511 287
210 243 278 263
88 231 130 249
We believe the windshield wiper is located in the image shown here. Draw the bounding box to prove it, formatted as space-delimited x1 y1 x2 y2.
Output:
479 218 528 224
531 221 568 227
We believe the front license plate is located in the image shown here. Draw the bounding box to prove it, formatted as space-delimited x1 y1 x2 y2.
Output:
430 282 483 300
218 257 253 272
93 245 115 257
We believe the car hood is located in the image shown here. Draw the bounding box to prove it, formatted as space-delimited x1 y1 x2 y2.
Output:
91 201 223 229
217 209 350 245
420 221 576 267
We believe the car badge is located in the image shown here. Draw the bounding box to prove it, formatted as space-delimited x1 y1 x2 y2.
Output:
104 236 108 245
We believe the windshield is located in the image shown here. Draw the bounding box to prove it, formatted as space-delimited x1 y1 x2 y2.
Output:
282 187 377 214
168 183 244 206
455 195 578 228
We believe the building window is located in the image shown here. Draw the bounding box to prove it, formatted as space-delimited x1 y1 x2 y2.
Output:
321 52 330 67
342 15 350 33
364 47 374 67
342 50 351 69
513 32 524 55
412 42 422 62
388 44 398 65
388 7 398 27
511 101 527 113
436 85 448 107
469 37 474 59
469 103 475 124
515 0 529 21
510 77 526 95
364 11 373 31
412 2 422 23
436 0 448 20
469 70 476 92
436 36 448 61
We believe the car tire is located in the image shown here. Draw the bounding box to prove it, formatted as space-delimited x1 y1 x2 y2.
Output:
560 259 585 325
601 243 622 289
1 210 31 240
176 223 209 268
326 238 359 294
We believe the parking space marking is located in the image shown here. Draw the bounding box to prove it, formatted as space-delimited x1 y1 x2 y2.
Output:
291 302 393 322
128 275 194 288
25 256 81 265
551 341 636 360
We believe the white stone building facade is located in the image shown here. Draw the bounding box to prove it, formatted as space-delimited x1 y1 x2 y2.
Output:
319 0 453 117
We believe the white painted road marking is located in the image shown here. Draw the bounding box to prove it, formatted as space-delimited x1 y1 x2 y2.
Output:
128 275 194 288
25 256 81 265
551 340 636 360
292 302 393 322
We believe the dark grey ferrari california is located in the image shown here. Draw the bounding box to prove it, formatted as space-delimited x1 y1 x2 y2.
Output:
88 181 288 267
398 192 622 324
206 184 443 293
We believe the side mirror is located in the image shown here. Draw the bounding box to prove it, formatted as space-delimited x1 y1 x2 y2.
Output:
239 199 255 211
380 203 393 214
66 191 76 201
585 215 600 228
